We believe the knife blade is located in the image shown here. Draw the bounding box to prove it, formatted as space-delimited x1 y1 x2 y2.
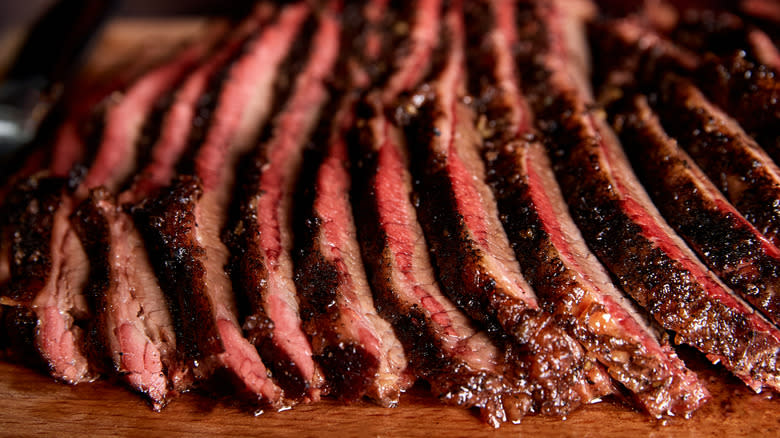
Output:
0 0 118 161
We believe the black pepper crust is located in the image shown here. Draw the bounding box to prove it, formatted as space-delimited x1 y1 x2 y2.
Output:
71 188 115 373
403 91 612 416
1 176 68 303
616 93 780 328
696 52 780 164
131 176 223 362
536 86 780 392
656 76 780 247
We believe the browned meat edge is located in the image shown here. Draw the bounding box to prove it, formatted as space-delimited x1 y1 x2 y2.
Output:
616 93 780 328
523 0 780 395
474 0 708 418
695 52 780 163
655 76 780 248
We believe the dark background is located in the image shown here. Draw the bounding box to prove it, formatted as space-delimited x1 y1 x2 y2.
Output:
0 0 255 35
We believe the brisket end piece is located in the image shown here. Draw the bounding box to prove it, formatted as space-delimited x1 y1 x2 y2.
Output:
616 94 780 328
230 5 344 403
404 2 613 417
352 97 529 426
656 76 780 248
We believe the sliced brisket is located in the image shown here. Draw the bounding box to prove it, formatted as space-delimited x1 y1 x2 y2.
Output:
352 96 529 426
616 94 780 328
523 0 780 394
65 9 273 407
474 0 708 418
655 76 780 248
296 96 411 406
404 2 613 417
1 41 200 384
229 5 343 402
133 3 309 407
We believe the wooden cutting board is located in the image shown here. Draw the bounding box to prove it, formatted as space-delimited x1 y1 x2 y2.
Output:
1 19 778 437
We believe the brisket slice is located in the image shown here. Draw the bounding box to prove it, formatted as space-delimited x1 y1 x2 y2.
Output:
72 189 177 408
404 2 613 417
473 0 708 418
655 76 780 248
0 182 92 384
228 6 343 402
352 96 528 426
616 94 780 328
695 52 780 164
133 3 308 407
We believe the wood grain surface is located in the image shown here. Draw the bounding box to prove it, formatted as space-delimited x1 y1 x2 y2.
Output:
1 19 778 437
1 348 778 437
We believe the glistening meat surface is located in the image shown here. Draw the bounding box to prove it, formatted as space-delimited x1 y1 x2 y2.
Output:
656 76 780 248
475 0 708 418
523 0 780 392
404 1 613 418
617 94 780 329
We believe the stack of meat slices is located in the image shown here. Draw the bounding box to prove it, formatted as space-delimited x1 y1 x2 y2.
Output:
1 0 779 427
